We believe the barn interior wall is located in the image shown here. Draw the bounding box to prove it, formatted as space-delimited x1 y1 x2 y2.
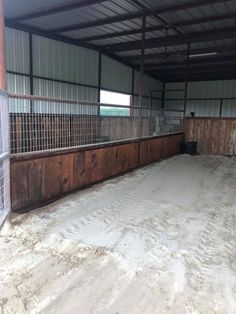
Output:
5 27 162 109
165 80 236 117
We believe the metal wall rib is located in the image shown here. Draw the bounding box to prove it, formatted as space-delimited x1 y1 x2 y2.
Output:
5 27 163 107
166 80 236 117
101 55 133 94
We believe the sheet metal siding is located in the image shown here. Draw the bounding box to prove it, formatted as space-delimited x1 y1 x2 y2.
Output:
166 80 236 117
5 27 29 74
33 78 98 114
101 55 132 94
33 35 99 86
134 71 162 98
5 26 164 110
221 99 236 117
133 96 150 107
7 73 30 113
133 95 161 108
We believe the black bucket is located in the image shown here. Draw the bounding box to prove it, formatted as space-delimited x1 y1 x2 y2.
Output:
179 141 198 155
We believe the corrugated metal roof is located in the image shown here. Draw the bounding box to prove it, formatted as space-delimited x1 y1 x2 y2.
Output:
4 0 236 81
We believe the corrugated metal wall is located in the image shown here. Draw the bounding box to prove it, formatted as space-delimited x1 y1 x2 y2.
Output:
5 27 236 117
33 35 99 87
7 73 30 112
134 71 162 108
33 78 98 101
165 80 236 117
134 71 162 97
5 27 162 111
5 28 31 112
5 27 29 74
101 55 133 94
33 78 98 114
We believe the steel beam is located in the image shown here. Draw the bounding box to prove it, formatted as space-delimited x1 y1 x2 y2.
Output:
184 43 190 117
6 0 108 25
49 0 228 34
139 16 146 106
153 65 236 76
104 26 236 52
162 71 236 82
122 44 236 62
83 12 236 43
145 55 236 71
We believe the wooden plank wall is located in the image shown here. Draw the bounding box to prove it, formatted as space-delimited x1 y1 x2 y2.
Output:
10 133 184 212
139 133 183 166
100 116 152 141
184 118 236 155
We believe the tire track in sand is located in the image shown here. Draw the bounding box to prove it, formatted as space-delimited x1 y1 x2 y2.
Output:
185 203 236 292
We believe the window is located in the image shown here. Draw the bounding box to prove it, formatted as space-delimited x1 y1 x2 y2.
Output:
100 90 131 116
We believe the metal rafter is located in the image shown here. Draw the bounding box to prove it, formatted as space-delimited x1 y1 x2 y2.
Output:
160 71 236 82
82 12 236 42
104 26 236 52
151 63 236 75
6 0 108 25
122 44 236 62
128 0 183 37
48 0 229 34
145 55 236 70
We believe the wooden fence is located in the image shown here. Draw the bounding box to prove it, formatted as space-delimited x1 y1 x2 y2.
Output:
184 117 236 155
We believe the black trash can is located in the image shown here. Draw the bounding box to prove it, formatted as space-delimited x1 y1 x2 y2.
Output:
179 141 198 155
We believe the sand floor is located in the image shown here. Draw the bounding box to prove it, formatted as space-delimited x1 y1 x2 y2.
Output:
1 155 236 314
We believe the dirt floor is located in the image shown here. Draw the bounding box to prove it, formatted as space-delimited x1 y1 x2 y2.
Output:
1 155 236 314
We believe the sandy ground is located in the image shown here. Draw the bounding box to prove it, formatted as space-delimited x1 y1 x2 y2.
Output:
1 155 236 314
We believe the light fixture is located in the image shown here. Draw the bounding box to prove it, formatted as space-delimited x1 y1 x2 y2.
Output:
189 52 218 58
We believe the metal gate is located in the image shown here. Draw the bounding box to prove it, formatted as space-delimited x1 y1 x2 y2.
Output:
0 89 10 227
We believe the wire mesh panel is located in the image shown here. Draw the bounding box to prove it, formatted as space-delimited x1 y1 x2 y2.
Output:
0 90 10 226
9 94 184 155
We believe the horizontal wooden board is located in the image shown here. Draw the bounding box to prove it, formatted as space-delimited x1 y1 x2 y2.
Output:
185 118 236 155
11 133 184 212
139 134 184 166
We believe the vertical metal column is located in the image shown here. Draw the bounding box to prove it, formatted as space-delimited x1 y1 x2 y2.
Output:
131 68 135 106
219 98 223 117
97 52 102 105
161 82 166 109
184 43 190 117
29 33 34 113
138 15 146 138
